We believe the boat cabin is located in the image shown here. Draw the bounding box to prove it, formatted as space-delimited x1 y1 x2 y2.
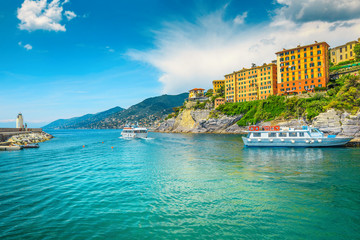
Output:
247 126 324 139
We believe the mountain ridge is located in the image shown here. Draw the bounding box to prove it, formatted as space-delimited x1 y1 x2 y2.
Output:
44 93 188 129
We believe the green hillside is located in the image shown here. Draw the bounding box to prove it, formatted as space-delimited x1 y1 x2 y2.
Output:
90 93 188 128
44 93 188 129
44 107 125 129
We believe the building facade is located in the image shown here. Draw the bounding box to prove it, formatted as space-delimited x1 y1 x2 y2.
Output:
214 97 225 108
212 80 225 95
188 88 205 100
224 63 277 102
330 38 359 65
276 41 329 95
224 72 236 102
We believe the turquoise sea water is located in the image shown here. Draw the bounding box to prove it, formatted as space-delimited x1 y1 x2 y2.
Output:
0 130 359 239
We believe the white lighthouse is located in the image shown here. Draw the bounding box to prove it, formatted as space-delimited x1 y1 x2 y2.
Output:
16 113 24 128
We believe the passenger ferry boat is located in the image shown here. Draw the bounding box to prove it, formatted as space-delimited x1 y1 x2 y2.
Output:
121 124 148 138
242 126 352 147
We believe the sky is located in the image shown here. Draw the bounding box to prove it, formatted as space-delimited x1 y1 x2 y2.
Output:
0 0 359 127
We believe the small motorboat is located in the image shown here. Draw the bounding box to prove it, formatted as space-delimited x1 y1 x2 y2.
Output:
121 123 148 138
0 145 23 151
22 143 40 149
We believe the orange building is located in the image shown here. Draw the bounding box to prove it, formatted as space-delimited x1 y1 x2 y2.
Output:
276 41 329 95
214 97 225 108
224 63 277 102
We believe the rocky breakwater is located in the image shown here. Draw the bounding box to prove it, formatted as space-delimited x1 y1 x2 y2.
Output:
155 108 244 134
6 132 54 145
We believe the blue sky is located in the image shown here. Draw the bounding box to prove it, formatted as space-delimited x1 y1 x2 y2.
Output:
1 0 359 127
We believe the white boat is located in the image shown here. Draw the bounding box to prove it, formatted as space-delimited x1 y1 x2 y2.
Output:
121 124 148 138
242 126 352 147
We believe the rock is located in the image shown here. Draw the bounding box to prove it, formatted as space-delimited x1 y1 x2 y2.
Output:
5 131 53 145
312 109 342 134
340 112 360 137
313 109 360 137
155 108 244 134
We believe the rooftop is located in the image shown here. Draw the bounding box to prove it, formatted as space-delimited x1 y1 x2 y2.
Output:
275 41 329 54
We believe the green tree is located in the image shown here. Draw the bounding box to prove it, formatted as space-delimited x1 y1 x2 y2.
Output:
216 85 225 97
354 43 360 61
205 89 213 97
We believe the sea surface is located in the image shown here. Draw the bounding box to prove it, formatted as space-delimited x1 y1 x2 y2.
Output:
0 130 359 239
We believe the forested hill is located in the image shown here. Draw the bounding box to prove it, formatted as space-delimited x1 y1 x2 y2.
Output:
44 93 188 129
43 107 125 129
88 93 188 128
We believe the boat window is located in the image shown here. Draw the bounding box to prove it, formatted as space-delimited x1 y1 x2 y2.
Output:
253 133 261 137
279 132 287 137
311 129 318 133
299 132 305 137
268 133 277 137
289 132 297 137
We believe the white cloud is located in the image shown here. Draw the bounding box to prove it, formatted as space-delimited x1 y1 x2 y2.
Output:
24 44 33 50
128 4 360 94
106 46 115 52
275 0 360 23
18 41 33 50
17 0 76 32
0 119 16 123
64 10 76 20
233 12 248 25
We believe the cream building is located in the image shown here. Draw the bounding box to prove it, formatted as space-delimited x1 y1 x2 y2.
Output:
330 38 359 65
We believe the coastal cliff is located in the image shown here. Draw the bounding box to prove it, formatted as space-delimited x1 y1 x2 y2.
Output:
155 108 244 133
154 108 360 139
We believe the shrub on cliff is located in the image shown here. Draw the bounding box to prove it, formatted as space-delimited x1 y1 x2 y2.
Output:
217 92 334 125
325 74 360 114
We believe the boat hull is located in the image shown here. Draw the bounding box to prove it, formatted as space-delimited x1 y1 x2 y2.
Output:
121 132 148 138
242 137 352 147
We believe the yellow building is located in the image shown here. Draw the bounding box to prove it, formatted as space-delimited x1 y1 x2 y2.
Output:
330 38 359 65
188 88 205 99
224 63 277 102
224 72 236 102
276 41 329 95
212 80 225 95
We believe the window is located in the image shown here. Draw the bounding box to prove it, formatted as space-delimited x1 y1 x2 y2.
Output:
279 132 287 137
268 133 277 137
299 132 305 137
289 132 297 137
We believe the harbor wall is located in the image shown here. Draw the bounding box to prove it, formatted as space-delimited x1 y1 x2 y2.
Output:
0 128 43 142
0 128 42 133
